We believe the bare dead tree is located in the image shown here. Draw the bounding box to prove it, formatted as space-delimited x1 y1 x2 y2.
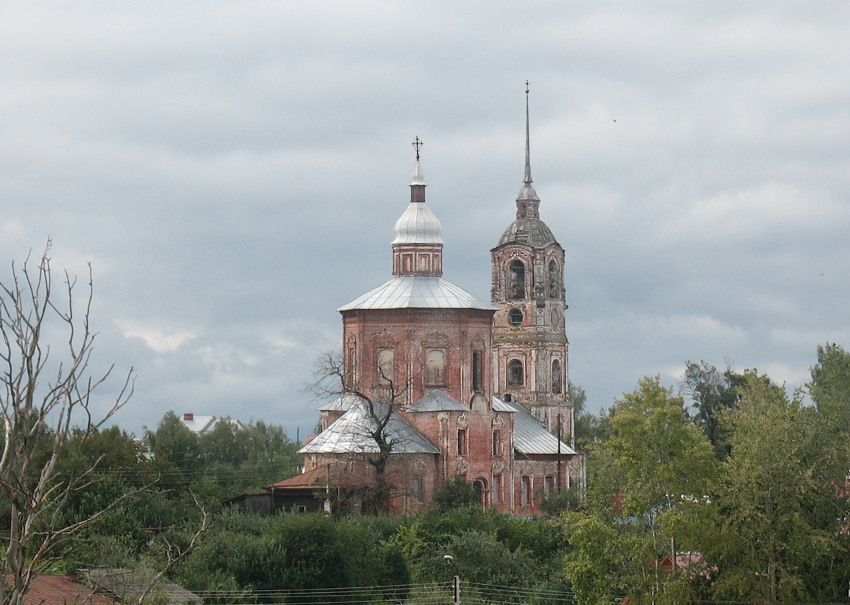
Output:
0 246 136 605
309 349 414 511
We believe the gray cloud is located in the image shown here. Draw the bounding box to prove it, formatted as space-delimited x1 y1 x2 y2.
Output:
3 2 849 436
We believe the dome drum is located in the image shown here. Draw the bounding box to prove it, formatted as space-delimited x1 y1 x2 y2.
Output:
393 245 443 277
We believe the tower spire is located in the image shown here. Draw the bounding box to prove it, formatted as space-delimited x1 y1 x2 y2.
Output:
516 82 540 219
524 81 532 185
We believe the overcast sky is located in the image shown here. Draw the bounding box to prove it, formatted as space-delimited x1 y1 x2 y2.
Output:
3 2 849 440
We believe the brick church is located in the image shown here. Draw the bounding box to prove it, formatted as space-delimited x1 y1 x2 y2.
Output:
269 93 581 515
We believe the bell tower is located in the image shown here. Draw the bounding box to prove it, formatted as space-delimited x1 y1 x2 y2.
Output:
490 85 572 439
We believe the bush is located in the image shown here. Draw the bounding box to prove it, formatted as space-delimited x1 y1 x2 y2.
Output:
431 475 478 512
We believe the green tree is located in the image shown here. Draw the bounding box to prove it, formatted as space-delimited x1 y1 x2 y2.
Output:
562 512 641 605
709 370 850 603
431 475 479 513
809 343 850 474
224 420 301 492
147 411 201 472
199 420 250 467
539 486 582 516
176 512 394 602
565 377 717 605
570 383 606 451
243 420 299 465
55 426 147 533
682 360 744 459
809 343 850 424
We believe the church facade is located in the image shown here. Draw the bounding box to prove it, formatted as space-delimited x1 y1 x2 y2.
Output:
284 98 580 515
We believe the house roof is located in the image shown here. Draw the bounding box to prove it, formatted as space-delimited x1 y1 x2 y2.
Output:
180 414 217 434
338 276 495 311
407 389 468 412
299 400 439 455
492 397 576 456
78 569 202 605
5 575 116 605
265 466 328 490
180 414 246 434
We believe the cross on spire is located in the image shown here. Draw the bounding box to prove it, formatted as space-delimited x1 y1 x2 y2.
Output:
412 136 423 161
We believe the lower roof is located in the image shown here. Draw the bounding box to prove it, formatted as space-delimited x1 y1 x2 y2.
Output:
299 400 440 455
492 397 577 456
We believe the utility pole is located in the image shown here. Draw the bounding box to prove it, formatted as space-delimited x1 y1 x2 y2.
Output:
444 554 461 605
557 401 562 491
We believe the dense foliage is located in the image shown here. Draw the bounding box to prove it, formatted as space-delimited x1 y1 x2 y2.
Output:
1 413 302 576
562 349 850 605
4 344 850 604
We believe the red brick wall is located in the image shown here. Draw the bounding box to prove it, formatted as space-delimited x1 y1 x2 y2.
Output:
341 308 494 407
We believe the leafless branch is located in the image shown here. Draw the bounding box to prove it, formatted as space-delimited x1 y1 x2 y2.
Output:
0 245 137 605
308 348 420 512
133 492 210 605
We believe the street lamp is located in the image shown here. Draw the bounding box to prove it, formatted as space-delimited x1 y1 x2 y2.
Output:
443 555 460 605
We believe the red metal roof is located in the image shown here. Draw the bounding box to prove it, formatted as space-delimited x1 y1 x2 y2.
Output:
5 575 117 605
264 466 328 490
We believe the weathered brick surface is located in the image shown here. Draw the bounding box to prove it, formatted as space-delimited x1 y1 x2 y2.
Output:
490 240 570 407
341 308 493 407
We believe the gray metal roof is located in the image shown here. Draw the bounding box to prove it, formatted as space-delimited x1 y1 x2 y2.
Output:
393 201 443 245
318 393 363 412
492 397 576 456
299 400 439 455
407 389 468 412
391 158 443 245
180 414 217 434
496 217 559 247
338 276 496 311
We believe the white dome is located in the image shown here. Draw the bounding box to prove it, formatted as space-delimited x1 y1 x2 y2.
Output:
392 202 443 244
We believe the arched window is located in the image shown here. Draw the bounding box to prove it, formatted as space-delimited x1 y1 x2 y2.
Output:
548 260 559 298
346 345 356 388
425 349 446 386
472 350 483 392
521 475 532 506
508 308 523 326
552 359 562 394
507 359 524 386
472 477 488 508
377 348 394 385
507 260 525 299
